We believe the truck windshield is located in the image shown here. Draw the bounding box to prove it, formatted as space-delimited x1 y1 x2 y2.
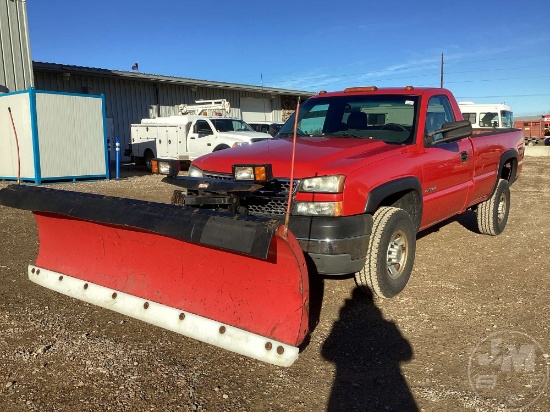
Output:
277 94 419 144
211 119 254 132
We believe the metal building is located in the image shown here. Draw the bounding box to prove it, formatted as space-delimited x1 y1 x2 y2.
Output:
32 62 314 159
0 0 33 92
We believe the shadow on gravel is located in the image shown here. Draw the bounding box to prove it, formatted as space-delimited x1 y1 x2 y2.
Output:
321 288 418 412
108 161 191 180
416 209 480 241
299 270 325 351
108 163 151 179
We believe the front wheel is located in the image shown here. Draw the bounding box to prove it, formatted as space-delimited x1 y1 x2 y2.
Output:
476 179 510 236
355 207 417 298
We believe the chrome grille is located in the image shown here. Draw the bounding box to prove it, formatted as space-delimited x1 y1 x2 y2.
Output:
203 172 299 216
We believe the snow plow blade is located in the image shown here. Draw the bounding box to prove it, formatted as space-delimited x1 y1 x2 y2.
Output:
0 185 309 367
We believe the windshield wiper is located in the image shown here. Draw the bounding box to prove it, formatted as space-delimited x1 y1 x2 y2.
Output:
277 131 308 137
339 132 367 138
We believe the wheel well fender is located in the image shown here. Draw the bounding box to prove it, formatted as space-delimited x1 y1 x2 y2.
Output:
364 177 423 229
490 149 518 196
213 144 230 152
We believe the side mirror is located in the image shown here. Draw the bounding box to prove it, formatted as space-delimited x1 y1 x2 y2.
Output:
193 124 198 134
429 120 472 146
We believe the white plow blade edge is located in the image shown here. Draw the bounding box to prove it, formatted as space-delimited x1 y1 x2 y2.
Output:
29 265 299 367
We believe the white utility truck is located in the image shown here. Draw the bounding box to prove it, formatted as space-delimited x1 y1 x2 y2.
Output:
128 100 271 170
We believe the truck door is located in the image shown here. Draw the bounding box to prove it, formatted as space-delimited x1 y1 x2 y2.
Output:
187 119 216 157
167 126 181 159
156 126 180 160
421 95 474 227
131 124 157 158
156 126 170 158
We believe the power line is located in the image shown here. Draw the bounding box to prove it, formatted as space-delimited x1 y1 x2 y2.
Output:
456 93 550 99
222 53 550 85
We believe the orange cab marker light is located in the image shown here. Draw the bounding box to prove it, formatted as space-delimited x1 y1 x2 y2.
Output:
405 86 414 90
318 90 327 95
344 86 378 93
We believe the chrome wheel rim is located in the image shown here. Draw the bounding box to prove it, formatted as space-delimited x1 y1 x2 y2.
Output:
497 193 507 223
386 230 408 280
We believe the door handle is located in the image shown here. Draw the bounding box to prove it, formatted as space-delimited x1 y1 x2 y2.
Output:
460 151 468 162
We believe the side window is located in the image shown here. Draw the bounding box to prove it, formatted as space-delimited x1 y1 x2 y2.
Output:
479 112 498 128
425 95 456 143
196 120 213 135
462 112 476 125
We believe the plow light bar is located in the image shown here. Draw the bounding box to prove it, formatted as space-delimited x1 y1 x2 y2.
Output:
151 159 180 177
233 164 273 182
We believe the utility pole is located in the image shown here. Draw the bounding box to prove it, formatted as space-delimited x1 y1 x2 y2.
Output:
440 53 444 88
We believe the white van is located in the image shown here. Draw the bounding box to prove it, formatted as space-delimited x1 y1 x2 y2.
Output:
458 102 514 130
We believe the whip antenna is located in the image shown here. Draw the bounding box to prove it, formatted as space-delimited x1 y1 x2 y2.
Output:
283 97 301 238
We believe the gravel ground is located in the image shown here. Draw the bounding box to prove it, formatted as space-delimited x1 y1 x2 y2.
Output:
0 158 548 412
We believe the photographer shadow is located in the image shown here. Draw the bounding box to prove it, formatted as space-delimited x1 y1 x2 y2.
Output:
321 287 418 412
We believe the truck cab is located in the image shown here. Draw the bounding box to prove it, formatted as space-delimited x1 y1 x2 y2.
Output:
159 87 523 299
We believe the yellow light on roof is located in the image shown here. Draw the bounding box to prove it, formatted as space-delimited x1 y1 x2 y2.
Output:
344 86 378 93
405 85 414 90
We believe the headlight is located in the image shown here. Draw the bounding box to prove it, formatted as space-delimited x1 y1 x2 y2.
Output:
151 159 180 177
233 164 273 182
232 141 251 147
188 164 204 177
293 201 343 216
297 175 345 193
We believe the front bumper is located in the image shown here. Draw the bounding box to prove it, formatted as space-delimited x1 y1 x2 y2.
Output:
288 214 372 276
162 176 373 275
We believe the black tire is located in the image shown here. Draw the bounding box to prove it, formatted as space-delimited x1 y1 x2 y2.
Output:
355 207 416 298
144 149 154 171
476 178 510 236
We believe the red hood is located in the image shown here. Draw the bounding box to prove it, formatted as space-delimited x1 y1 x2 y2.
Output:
193 137 407 178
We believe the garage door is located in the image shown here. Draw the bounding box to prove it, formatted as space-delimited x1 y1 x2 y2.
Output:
240 97 272 122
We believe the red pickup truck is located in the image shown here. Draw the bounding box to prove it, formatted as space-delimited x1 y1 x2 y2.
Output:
157 86 524 299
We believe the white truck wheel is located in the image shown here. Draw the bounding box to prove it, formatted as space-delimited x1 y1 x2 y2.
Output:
476 179 510 236
355 207 416 299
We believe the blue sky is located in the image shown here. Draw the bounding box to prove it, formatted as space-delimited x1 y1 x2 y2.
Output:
27 0 550 116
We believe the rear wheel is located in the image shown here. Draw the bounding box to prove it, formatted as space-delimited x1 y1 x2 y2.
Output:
144 149 155 171
476 179 510 235
355 207 416 298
